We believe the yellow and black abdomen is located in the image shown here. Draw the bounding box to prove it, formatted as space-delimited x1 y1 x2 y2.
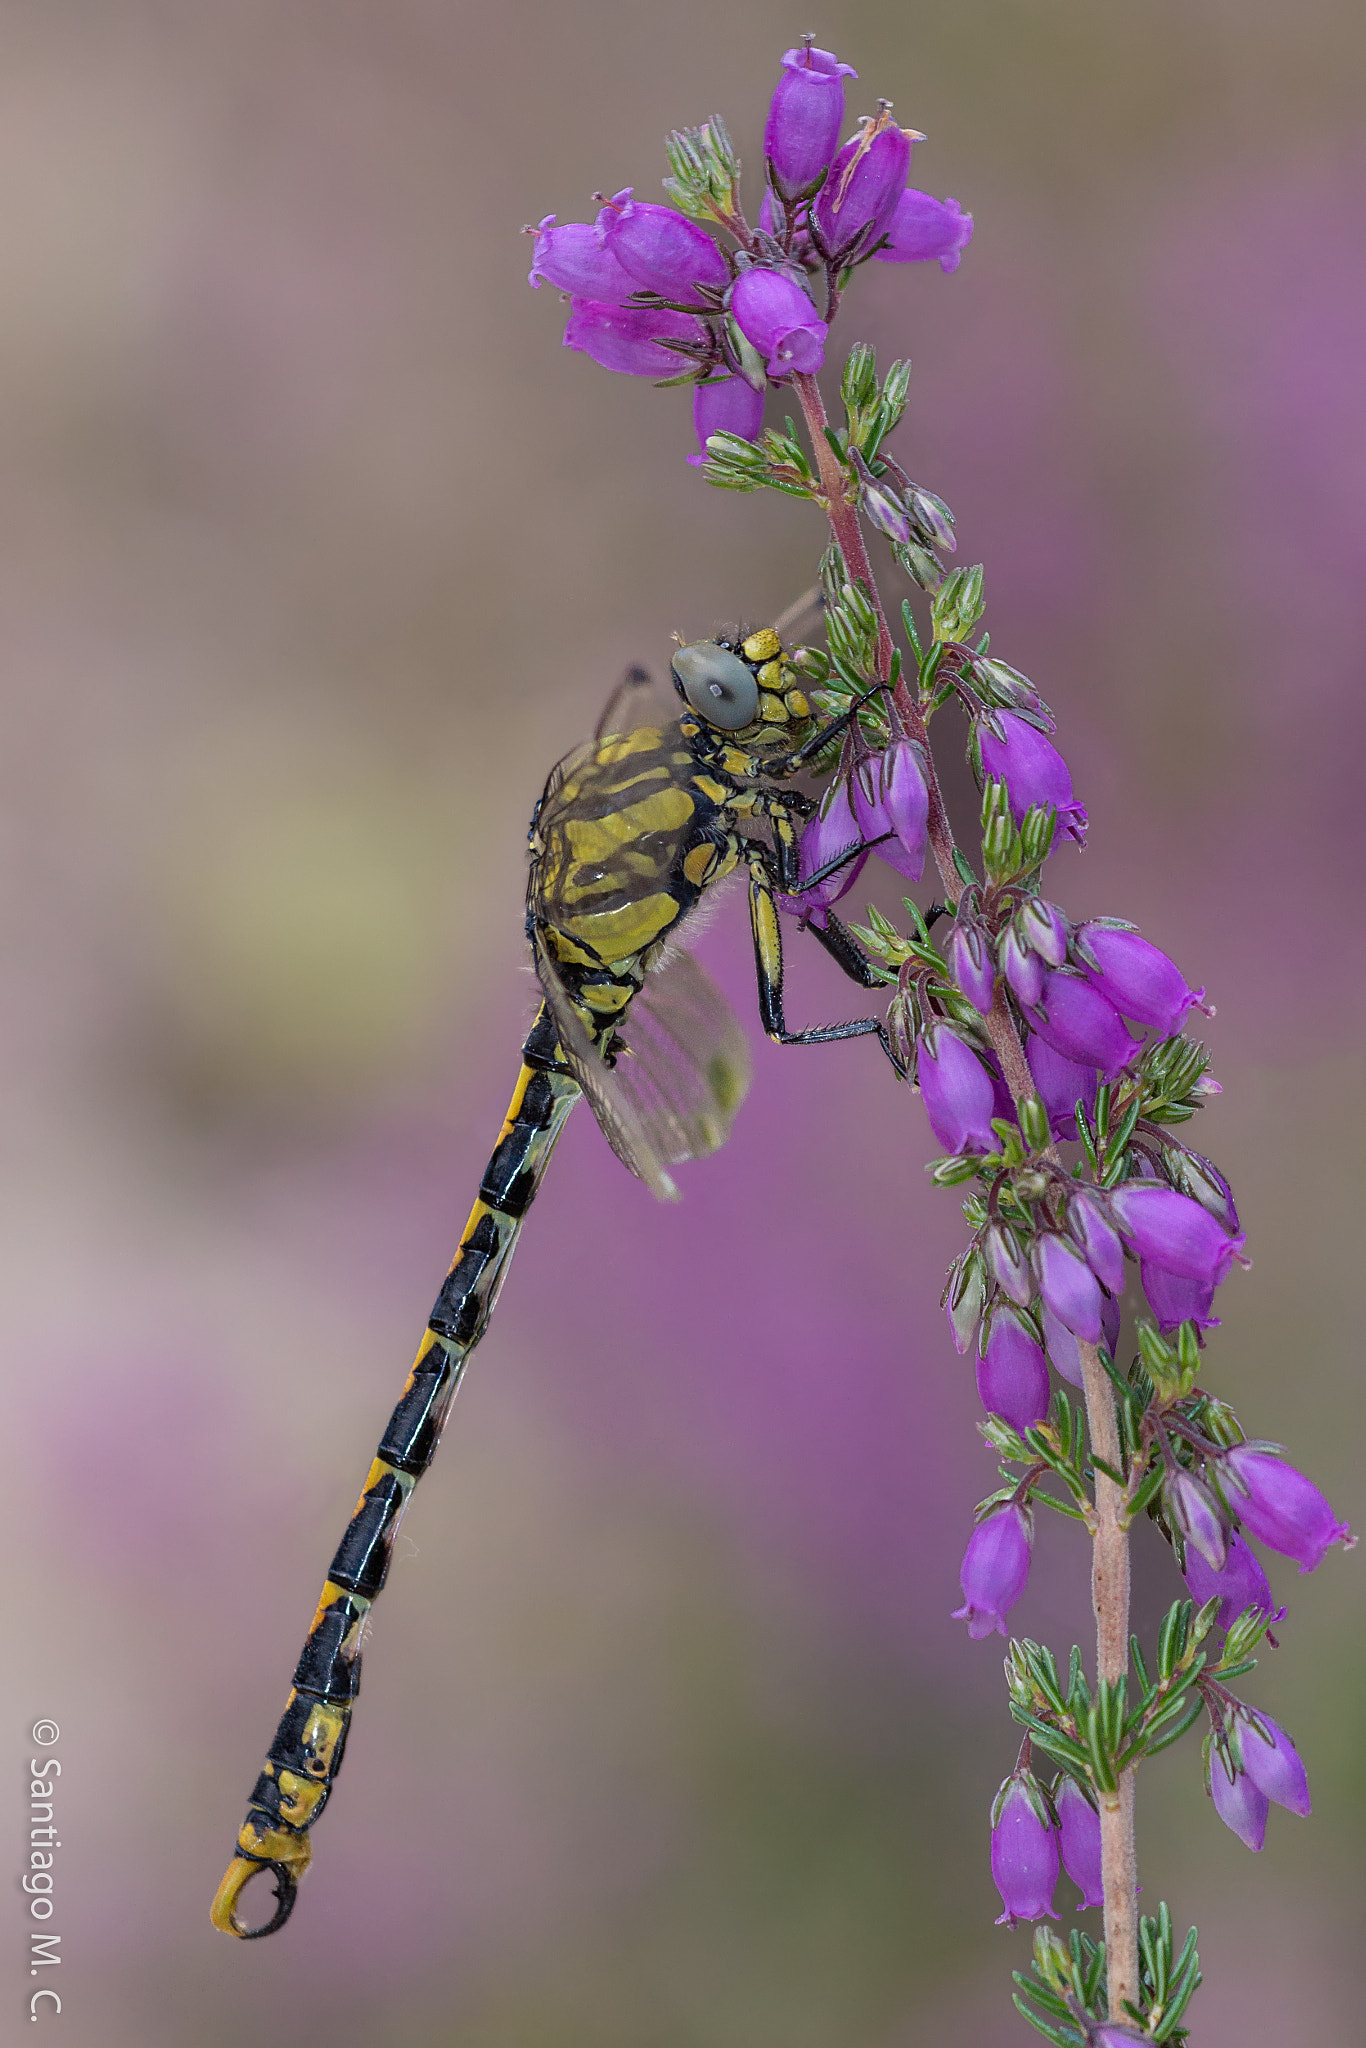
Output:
211 1013 581 1937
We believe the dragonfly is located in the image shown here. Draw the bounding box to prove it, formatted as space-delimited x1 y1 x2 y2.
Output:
211 621 904 1939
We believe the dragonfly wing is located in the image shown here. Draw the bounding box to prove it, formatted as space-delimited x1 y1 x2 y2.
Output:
532 931 681 1199
619 946 753 1161
594 663 679 742
532 935 751 1202
533 736 598 818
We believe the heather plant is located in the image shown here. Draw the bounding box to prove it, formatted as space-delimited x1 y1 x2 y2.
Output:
528 41 1351 2044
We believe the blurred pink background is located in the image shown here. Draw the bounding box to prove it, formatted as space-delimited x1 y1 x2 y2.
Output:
7 3 1363 2043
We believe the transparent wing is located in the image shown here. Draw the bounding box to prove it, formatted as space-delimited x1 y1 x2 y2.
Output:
534 735 598 816
593 662 679 742
533 934 752 1202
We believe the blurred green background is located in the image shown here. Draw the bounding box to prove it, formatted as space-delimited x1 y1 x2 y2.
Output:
6 2 1363 2042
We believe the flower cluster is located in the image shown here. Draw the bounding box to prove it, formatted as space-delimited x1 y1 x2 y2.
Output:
1207 1703 1311 1851
529 39 972 464
908 592 1350 1950
530 38 1351 2047
991 1759 1104 1924
779 724 932 927
798 340 1353 2039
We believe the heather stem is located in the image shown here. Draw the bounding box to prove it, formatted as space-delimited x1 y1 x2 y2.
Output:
791 368 1140 2015
790 364 1139 2011
790 370 963 907
1079 1339 1140 2018
987 981 1140 2014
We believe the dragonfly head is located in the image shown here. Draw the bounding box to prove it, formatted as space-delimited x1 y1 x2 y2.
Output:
671 629 813 744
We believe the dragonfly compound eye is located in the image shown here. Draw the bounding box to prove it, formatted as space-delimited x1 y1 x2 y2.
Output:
671 644 760 731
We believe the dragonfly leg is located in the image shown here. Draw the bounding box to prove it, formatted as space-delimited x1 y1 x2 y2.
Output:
744 848 905 1076
806 907 897 993
742 787 822 892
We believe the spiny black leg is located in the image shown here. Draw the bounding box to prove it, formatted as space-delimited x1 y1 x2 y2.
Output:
806 910 893 994
745 852 905 1077
799 832 893 893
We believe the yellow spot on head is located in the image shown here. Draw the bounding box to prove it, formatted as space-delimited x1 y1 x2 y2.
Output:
742 628 781 663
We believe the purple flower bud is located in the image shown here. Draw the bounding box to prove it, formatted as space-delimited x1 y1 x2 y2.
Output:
1033 1231 1104 1345
1055 1775 1103 1910
1028 971 1144 1084
1002 923 1045 1008
907 485 957 554
919 1023 1001 1155
595 190 730 306
731 266 828 377
564 299 711 378
528 215 638 302
1026 1032 1097 1142
757 186 814 261
1091 2030 1156 2048
954 1503 1033 1640
1073 921 1208 1038
882 740 931 877
1178 1149 1241 1234
976 1305 1050 1435
945 1253 986 1356
1140 1258 1219 1335
1067 1191 1126 1297
764 43 857 203
871 188 975 272
1041 1302 1084 1387
1019 898 1069 968
1209 1741 1268 1851
1108 1183 1246 1288
978 712 1088 845
860 477 912 545
686 376 765 467
851 740 929 881
1036 1286 1122 1384
1041 1293 1119 1388
946 919 997 1014
990 1773 1059 1924
974 657 1046 718
811 114 913 265
1102 1287 1120 1359
988 1057 1018 1133
985 1222 1035 1307
1183 1530 1285 1633
1221 1447 1351 1573
1167 1466 1229 1572
1234 1711 1311 1817
782 778 865 922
